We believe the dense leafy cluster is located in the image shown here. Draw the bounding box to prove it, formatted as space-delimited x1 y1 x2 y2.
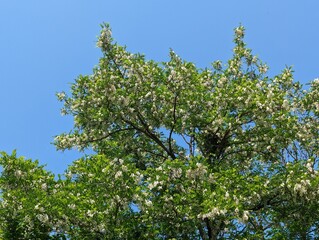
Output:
1 24 319 239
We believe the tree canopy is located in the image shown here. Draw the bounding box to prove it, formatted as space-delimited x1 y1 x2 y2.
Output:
1 24 319 239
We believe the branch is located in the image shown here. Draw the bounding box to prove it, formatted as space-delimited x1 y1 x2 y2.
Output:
181 133 193 156
123 114 176 159
248 192 281 211
142 148 167 159
81 127 136 145
198 223 208 240
204 218 214 240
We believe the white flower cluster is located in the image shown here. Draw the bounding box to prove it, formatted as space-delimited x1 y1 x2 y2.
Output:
186 163 207 180
198 207 227 219
37 213 49 223
96 24 112 52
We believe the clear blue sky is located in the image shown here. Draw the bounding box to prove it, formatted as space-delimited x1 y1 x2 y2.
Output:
0 0 318 174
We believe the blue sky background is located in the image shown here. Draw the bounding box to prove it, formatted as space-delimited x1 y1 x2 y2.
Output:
0 0 318 174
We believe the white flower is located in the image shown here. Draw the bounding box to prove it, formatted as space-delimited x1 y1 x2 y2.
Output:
87 210 94 218
14 170 22 177
171 168 182 179
242 211 249 222
234 208 239 214
37 214 49 223
65 171 72 178
56 92 66 101
97 26 112 50
115 171 123 179
217 77 227 87
235 27 244 37
306 162 313 172
148 181 160 190
294 183 303 194
145 200 153 207
282 99 289 109
109 84 116 93
68 204 76 210
41 183 47 191
225 191 230 198
145 92 152 98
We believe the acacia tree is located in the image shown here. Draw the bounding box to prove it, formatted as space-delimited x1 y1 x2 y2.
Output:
1 24 319 239
0 151 55 239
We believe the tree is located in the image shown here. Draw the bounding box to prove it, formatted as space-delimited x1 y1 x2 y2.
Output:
1 24 319 239
0 151 55 239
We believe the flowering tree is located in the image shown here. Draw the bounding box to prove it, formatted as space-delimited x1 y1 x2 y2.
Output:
1 24 319 239
0 151 55 239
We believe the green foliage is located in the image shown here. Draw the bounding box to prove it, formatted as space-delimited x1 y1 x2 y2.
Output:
1 24 319 239
0 151 54 239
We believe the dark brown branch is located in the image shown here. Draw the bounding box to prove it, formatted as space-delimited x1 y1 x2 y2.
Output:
108 51 176 160
136 111 176 159
205 218 215 240
248 192 281 211
142 148 167 159
123 114 176 160
198 223 208 240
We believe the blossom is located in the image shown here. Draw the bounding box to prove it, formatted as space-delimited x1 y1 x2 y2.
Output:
115 170 123 179
41 183 47 191
235 26 244 37
37 214 49 223
242 211 249 222
68 204 76 210
96 24 112 51
145 200 153 207
282 99 289 109
14 169 22 177
56 92 66 101
86 210 94 218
